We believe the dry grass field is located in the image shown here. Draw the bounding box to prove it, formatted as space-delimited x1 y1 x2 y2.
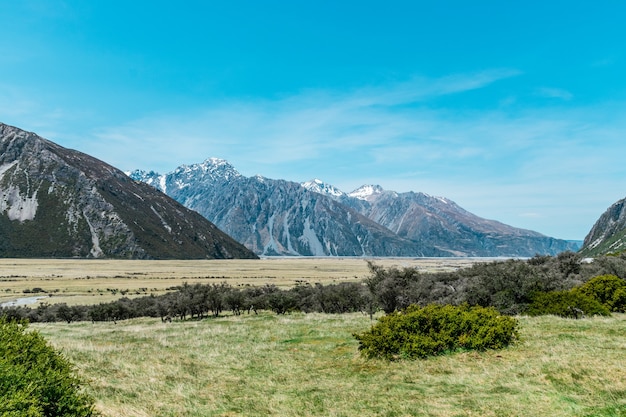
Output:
0 257 484 306
34 312 626 417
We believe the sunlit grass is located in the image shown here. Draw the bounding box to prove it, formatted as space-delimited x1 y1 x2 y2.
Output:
35 313 626 417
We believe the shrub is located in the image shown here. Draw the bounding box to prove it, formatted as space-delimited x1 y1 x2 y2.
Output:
0 318 96 416
576 274 626 312
527 290 610 318
353 304 518 360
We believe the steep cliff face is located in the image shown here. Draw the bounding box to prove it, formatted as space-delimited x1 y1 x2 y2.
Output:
579 198 626 256
0 123 257 259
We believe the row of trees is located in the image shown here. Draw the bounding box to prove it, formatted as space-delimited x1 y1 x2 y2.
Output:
2 251 626 323
0 281 370 324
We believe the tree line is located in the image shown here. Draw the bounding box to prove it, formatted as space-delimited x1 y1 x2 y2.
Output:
2 251 626 323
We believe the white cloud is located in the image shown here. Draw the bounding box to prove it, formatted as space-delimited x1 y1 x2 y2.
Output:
43 70 626 239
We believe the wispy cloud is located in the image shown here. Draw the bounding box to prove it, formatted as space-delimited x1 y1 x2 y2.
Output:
89 70 521 170
51 70 626 239
535 87 574 101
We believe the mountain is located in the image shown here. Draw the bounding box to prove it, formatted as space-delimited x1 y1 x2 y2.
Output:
131 159 577 257
132 162 444 257
308 181 579 257
579 197 626 256
0 123 257 259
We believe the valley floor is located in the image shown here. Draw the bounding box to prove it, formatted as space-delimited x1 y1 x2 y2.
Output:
0 257 487 305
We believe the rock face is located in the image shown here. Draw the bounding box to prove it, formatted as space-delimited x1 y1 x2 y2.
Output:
132 159 578 257
0 123 258 259
579 198 626 256
133 162 443 257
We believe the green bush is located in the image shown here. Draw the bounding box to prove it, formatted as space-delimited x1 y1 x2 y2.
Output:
527 290 610 318
0 318 96 417
353 304 518 360
577 274 626 312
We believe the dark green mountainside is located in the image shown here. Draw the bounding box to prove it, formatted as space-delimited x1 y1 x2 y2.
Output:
0 123 257 259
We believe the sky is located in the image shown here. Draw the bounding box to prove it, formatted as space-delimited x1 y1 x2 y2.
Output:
1 0 626 241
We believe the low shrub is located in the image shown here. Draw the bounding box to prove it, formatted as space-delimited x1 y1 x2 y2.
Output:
353 304 518 360
0 318 96 416
527 290 610 318
577 274 626 312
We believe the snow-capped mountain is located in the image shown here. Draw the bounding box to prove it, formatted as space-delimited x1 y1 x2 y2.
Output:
132 165 441 257
301 179 345 198
131 158 578 257
347 184 386 201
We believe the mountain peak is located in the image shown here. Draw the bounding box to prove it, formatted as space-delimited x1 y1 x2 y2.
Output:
348 184 385 201
173 157 241 183
301 179 345 197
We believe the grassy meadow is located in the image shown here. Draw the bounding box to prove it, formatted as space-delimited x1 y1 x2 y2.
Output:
35 312 626 417
0 257 481 306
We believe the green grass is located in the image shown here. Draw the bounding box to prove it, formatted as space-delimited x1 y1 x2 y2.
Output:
35 313 626 417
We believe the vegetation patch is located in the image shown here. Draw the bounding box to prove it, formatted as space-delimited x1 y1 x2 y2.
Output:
528 290 610 318
353 304 519 360
0 317 96 416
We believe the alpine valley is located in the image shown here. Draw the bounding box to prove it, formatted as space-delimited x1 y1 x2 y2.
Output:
0 123 257 259
131 158 579 257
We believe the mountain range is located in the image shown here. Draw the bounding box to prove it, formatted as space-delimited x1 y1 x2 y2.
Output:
5 122 618 260
0 123 257 259
131 158 579 257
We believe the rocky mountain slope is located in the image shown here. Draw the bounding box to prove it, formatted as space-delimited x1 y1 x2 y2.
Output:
132 159 577 257
305 180 578 257
579 197 626 256
133 161 444 257
0 123 257 259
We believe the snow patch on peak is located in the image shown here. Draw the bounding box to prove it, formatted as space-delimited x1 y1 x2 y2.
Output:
348 184 384 200
200 157 231 170
301 179 345 197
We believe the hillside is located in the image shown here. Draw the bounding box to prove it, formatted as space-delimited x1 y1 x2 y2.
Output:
580 197 626 256
0 123 257 259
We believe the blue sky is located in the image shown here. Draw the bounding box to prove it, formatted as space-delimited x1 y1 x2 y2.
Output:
2 0 626 241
